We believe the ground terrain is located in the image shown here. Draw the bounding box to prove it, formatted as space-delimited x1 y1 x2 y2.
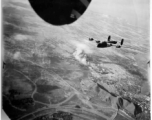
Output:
3 0 150 120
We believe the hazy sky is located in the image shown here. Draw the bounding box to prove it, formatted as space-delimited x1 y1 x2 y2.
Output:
90 0 150 29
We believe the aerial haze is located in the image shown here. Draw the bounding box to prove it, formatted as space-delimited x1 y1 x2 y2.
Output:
2 0 150 120
90 0 150 29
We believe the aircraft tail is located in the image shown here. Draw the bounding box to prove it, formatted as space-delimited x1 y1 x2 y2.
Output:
108 35 111 42
120 39 124 46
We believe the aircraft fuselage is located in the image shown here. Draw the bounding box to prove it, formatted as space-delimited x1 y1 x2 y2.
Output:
97 41 111 48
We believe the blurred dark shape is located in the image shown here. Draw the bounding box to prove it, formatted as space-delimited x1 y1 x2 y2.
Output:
29 0 92 25
134 103 142 117
108 41 117 44
108 35 111 42
120 39 124 46
97 41 108 48
117 97 123 109
147 61 150 66
89 38 94 41
3 62 6 69
75 105 81 108
116 45 121 48
96 40 100 43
